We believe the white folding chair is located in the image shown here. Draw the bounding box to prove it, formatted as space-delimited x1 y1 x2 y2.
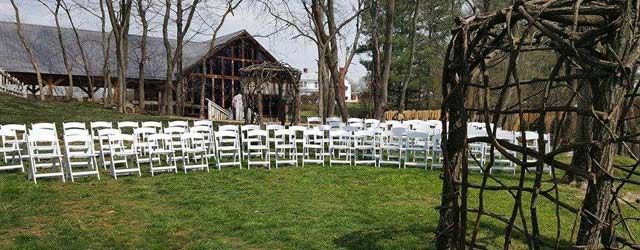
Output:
141 121 163 133
147 133 178 176
97 128 121 169
431 131 444 169
326 117 341 124
404 131 430 169
117 121 139 135
168 121 189 129
307 117 322 128
3 124 28 159
467 126 486 171
163 127 186 162
266 124 285 157
133 127 157 164
214 130 242 170
379 128 405 168
274 129 298 168
190 126 216 162
328 130 352 166
90 121 112 139
240 125 260 158
63 134 100 181
181 132 210 173
302 129 325 167
488 129 517 174
289 125 307 157
107 134 141 179
364 119 380 130
246 129 271 169
0 127 24 172
26 130 65 183
353 130 377 167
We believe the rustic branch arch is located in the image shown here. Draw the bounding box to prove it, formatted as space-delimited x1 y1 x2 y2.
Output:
239 62 301 125
437 0 640 248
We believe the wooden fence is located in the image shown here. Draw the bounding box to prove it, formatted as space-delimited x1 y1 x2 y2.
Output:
0 69 27 98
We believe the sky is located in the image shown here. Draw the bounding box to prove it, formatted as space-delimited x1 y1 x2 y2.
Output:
0 0 368 81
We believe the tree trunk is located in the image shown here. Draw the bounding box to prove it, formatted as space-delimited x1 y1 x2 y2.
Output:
63 0 94 101
199 61 207 119
397 0 419 117
369 0 395 120
137 0 148 112
48 1 74 100
11 0 45 101
575 79 626 248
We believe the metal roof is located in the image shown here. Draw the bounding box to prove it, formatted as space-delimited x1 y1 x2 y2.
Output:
0 21 263 80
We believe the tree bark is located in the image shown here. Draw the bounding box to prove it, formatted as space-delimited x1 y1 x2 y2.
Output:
136 0 149 112
105 0 133 113
11 0 45 101
369 0 395 120
397 0 419 117
62 0 94 101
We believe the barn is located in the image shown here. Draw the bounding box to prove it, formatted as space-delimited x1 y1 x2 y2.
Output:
0 21 280 117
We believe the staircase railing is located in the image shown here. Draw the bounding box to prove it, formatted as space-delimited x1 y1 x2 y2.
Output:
0 69 27 98
206 98 230 120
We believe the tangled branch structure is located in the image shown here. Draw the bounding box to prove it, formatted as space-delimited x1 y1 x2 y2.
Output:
239 62 301 125
437 0 640 248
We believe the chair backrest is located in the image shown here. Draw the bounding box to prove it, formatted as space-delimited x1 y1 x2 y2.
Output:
326 117 341 124
65 128 90 136
117 121 139 130
215 130 239 148
303 129 324 146
27 130 61 155
32 123 57 136
386 120 402 129
193 120 212 128
218 125 239 132
307 116 322 127
329 130 350 145
265 124 285 131
0 128 19 151
190 126 212 135
90 121 112 137
353 130 375 147
148 133 173 150
274 129 296 146
63 122 86 131
3 124 27 142
181 132 206 150
247 129 269 146
390 127 408 136
164 126 186 135
347 118 363 126
407 131 428 149
168 121 189 128
107 134 135 153
64 134 94 153
141 121 163 134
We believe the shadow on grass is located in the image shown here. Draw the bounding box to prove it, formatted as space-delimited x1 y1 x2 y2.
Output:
333 224 435 249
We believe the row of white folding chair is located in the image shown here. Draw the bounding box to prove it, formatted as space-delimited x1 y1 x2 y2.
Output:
26 129 65 184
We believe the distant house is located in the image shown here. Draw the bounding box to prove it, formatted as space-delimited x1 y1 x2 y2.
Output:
299 67 357 102
0 21 280 116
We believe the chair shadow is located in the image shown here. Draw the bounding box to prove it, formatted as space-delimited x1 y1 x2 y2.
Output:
333 224 436 250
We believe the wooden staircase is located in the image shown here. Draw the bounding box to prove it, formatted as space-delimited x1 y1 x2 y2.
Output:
206 98 231 120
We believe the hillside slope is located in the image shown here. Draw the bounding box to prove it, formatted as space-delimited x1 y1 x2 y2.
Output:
0 93 179 125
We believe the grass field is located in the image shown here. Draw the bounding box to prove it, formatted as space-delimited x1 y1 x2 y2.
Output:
0 93 638 249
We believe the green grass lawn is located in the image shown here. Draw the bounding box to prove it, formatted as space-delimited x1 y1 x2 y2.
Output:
0 93 638 249
1 164 637 249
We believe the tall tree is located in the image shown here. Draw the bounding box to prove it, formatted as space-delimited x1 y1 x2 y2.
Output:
366 0 395 120
160 0 200 115
395 0 419 117
135 0 150 111
10 0 45 101
105 0 134 113
61 0 96 101
39 0 75 99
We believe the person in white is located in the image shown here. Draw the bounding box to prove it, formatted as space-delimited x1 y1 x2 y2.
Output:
232 94 244 121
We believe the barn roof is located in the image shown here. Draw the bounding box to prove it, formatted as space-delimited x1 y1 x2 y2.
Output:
0 21 274 81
